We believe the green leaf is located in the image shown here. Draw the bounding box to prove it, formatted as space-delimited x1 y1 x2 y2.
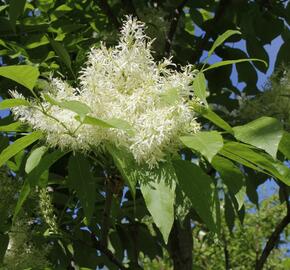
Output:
44 94 91 117
13 181 30 222
220 142 290 185
49 38 73 74
107 145 137 198
203 58 267 72
59 100 91 116
279 131 290 159
194 105 233 133
0 65 39 90
180 131 223 162
140 163 176 243
0 98 30 110
233 117 283 158
173 160 216 232
68 155 97 223
105 118 134 135
13 149 68 221
9 0 26 30
78 116 134 135
0 122 26 132
25 146 47 173
193 72 207 104
212 156 244 195
224 194 235 232
0 233 9 263
207 30 241 60
79 115 114 128
0 131 42 168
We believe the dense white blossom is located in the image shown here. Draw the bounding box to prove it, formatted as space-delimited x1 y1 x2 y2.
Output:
11 17 200 168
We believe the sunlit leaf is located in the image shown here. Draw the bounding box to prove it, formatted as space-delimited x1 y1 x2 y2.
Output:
180 131 223 162
193 72 207 104
0 98 29 110
25 145 47 173
207 30 241 60
140 163 176 244
203 58 267 72
0 131 42 167
0 65 39 90
233 117 283 158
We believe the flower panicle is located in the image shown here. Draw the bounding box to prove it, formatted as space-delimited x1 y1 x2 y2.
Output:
11 17 201 168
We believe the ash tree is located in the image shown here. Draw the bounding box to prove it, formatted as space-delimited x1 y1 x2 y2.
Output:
0 1 290 269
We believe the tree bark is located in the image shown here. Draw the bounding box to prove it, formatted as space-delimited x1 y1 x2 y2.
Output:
168 215 193 270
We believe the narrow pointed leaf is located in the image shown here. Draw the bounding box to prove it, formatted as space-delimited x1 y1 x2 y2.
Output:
203 58 267 72
25 146 47 173
0 98 29 110
207 30 241 59
0 122 26 132
193 72 207 103
0 131 42 167
14 149 68 220
220 142 290 185
194 105 233 133
58 100 91 116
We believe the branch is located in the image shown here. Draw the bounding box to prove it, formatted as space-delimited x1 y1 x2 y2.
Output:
89 233 128 270
168 215 193 270
255 187 290 270
222 233 231 270
100 178 113 248
98 0 120 28
164 0 188 57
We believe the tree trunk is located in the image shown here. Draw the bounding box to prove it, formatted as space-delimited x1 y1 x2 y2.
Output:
168 216 193 270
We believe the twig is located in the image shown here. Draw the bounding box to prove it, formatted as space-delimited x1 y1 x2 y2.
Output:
222 233 231 270
98 0 120 28
91 234 128 270
255 186 290 270
164 0 188 57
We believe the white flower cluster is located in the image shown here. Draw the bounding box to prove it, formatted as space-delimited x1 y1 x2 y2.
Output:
12 17 200 168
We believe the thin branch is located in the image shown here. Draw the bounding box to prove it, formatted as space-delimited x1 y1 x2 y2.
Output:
164 0 188 57
93 235 128 270
255 186 290 270
222 233 231 270
98 0 120 28
100 178 113 248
